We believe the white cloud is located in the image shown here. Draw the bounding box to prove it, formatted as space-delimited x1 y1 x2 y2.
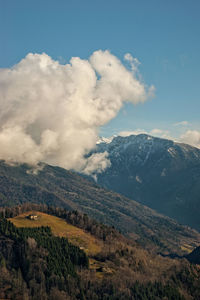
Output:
173 121 190 127
81 152 111 176
118 127 200 150
149 128 172 139
180 130 200 149
124 53 140 73
117 128 174 141
0 50 152 174
119 129 147 137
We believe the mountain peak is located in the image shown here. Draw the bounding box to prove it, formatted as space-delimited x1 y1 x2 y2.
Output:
93 134 200 231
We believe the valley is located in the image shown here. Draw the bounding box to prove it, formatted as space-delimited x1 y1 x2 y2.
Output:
0 160 200 255
0 135 200 298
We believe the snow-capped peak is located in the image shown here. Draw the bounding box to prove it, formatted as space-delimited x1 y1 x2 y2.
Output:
97 136 116 144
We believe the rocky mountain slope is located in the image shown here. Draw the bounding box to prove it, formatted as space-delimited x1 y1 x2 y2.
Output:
92 134 200 230
0 160 199 254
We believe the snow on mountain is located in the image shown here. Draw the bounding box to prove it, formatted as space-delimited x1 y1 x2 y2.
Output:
88 134 200 231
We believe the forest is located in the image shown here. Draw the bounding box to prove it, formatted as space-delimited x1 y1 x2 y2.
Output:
0 203 200 299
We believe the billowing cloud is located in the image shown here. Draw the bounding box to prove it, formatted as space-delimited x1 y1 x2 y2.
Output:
81 152 111 178
180 130 200 149
0 50 152 173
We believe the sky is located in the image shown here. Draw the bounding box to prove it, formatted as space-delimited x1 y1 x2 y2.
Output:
0 0 200 172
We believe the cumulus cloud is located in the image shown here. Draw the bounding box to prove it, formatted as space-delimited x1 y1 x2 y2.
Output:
124 53 155 98
180 130 200 149
0 50 152 174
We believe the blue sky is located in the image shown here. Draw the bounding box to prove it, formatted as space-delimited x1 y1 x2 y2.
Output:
1 0 200 147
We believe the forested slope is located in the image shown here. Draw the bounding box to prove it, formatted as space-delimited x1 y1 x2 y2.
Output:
1 204 200 299
0 161 200 255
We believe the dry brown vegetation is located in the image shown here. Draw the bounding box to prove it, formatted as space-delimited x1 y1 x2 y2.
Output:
9 210 180 280
2 204 200 299
9 211 102 256
1 160 200 256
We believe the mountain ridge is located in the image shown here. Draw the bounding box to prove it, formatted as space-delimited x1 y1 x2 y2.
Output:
91 134 200 230
0 160 199 255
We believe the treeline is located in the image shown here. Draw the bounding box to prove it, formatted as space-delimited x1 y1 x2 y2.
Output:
0 202 122 242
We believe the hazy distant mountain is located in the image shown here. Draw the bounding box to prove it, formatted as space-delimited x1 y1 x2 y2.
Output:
0 160 199 254
91 134 200 230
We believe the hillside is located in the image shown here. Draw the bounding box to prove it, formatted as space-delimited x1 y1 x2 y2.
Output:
91 134 200 230
0 160 200 254
0 162 200 253
1 204 200 299
0 212 89 299
9 211 102 255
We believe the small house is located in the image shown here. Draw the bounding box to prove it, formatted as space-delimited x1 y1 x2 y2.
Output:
27 214 38 220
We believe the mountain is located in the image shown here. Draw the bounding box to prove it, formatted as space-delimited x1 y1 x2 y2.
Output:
1 204 200 300
91 134 200 230
0 160 200 255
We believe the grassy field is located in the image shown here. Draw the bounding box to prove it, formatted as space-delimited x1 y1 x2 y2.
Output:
181 243 194 253
9 211 102 255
